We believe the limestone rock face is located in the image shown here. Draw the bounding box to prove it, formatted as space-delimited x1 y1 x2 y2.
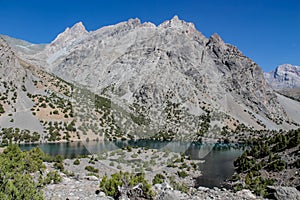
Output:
0 37 26 83
267 186 300 200
1 16 300 140
264 64 300 89
0 35 45 55
48 22 88 54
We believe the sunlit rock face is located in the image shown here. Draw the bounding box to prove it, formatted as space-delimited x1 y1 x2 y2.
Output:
264 64 300 89
1 16 300 140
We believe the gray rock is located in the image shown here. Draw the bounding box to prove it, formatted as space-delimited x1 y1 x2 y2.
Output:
98 192 106 197
267 186 300 200
161 182 173 191
157 190 188 200
236 189 257 199
197 186 210 192
83 175 99 181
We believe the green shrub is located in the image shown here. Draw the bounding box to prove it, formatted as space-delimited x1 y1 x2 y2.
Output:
0 144 45 199
87 172 99 178
100 171 154 198
131 153 138 158
169 175 189 193
177 170 188 178
126 146 132 152
40 103 46 108
53 161 64 171
0 104 4 114
179 162 187 169
190 162 197 170
43 171 62 184
73 159 80 165
152 173 165 185
85 165 99 173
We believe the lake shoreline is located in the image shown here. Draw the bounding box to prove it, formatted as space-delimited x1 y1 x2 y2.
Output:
18 140 247 190
42 146 261 200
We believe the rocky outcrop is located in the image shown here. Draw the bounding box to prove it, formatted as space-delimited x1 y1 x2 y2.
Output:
206 33 283 123
0 37 26 82
267 186 300 200
156 184 261 200
47 21 88 54
43 175 111 200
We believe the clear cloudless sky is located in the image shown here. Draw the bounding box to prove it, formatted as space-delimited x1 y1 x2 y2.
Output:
0 0 299 72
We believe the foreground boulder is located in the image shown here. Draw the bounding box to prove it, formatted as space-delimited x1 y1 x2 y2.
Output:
267 186 300 200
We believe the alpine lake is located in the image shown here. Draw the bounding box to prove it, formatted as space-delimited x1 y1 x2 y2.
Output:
19 139 246 188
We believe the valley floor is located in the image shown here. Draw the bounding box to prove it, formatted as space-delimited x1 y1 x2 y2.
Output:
42 147 264 200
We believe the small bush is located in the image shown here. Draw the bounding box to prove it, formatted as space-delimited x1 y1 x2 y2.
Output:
85 165 99 173
73 159 80 165
126 146 132 152
43 171 62 184
131 153 138 158
177 170 189 178
152 173 165 185
54 161 64 171
100 171 154 198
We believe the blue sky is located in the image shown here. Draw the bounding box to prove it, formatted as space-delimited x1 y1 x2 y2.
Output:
0 0 299 72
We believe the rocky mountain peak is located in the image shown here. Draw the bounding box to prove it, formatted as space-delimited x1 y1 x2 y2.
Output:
47 21 88 53
170 15 180 23
158 15 196 30
70 21 86 32
52 21 87 43
275 64 300 77
209 33 224 44
126 18 141 27
264 64 300 89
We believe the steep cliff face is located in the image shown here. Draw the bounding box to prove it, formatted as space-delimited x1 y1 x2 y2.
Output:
0 37 26 82
205 33 282 120
1 17 300 141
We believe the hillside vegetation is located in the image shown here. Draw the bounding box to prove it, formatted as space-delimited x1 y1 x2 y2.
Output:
231 129 300 197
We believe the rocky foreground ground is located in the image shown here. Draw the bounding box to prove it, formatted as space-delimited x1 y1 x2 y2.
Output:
42 148 300 200
43 173 300 200
43 175 260 200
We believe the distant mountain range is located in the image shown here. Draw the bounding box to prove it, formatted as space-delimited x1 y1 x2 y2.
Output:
264 64 300 89
0 16 300 143
264 64 300 101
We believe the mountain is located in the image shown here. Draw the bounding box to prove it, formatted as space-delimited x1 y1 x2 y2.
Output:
1 16 300 143
0 35 45 55
264 64 300 89
264 64 300 101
